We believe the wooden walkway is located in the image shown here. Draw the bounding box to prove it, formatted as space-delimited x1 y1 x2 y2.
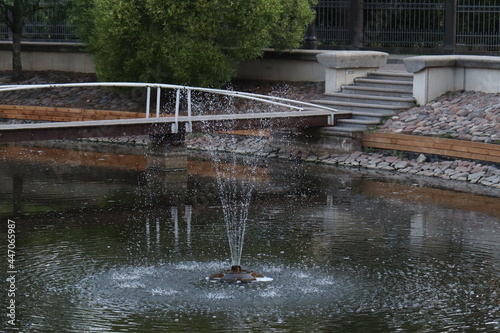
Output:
362 132 500 164
0 108 338 142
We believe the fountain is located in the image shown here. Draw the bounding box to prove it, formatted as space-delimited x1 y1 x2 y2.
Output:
207 151 272 282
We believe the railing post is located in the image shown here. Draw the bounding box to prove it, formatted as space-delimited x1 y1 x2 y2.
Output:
146 86 151 118
172 89 180 133
156 87 161 118
444 0 457 55
349 0 363 49
186 89 193 133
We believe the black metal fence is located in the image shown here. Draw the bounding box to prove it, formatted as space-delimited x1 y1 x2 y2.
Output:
0 0 77 41
456 0 500 51
316 0 500 54
1 0 500 54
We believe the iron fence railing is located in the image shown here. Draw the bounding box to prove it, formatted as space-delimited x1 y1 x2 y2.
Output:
316 0 351 46
456 0 500 52
316 0 500 54
362 0 446 48
0 0 77 41
1 1 500 53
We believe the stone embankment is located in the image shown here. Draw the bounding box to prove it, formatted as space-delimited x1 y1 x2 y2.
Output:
1 71 499 192
186 133 500 191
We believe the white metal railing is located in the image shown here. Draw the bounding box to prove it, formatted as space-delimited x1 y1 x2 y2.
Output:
0 82 338 133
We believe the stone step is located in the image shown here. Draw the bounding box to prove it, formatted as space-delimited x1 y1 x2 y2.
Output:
333 121 372 131
311 99 407 114
317 69 415 134
341 85 414 98
354 78 413 90
319 125 366 133
337 117 381 126
323 92 415 107
368 71 413 82
342 109 397 118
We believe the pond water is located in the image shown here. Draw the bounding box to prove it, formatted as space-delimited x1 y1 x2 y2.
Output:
1 144 499 332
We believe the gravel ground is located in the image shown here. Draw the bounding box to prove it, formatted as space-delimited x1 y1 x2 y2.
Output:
380 90 499 144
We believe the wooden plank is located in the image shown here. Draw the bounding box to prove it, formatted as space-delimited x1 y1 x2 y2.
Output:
0 109 145 118
364 135 494 156
363 132 500 152
362 140 500 163
0 104 146 121
363 133 500 157
362 132 500 163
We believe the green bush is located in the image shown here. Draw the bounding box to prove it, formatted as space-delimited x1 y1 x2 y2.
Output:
72 0 316 87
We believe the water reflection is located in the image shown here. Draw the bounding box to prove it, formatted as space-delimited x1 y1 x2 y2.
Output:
0 144 499 332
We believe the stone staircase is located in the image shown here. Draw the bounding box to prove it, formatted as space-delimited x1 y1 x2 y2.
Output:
311 71 415 133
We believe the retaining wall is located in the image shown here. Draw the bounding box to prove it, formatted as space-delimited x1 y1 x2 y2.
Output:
405 55 500 105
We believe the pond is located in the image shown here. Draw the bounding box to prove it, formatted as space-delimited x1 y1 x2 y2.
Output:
1 143 499 332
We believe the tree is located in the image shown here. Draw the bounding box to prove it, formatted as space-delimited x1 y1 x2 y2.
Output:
0 0 69 81
72 0 317 87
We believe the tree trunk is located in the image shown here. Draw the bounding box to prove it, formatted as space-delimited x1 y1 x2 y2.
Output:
10 1 25 82
12 32 23 81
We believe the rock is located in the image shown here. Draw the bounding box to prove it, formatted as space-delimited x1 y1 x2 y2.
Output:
416 154 427 163
318 154 330 160
450 172 469 181
376 162 393 170
385 156 399 164
468 172 485 183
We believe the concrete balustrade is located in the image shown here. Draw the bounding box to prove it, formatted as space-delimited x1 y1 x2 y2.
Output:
316 51 389 93
404 55 500 105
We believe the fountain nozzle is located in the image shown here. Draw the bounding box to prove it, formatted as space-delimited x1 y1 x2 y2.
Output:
208 265 266 283
230 265 242 273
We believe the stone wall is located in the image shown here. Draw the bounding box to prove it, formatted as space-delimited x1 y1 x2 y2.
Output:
405 55 500 105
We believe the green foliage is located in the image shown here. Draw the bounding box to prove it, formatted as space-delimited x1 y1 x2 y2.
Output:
72 0 317 87
363 146 375 153
390 149 405 158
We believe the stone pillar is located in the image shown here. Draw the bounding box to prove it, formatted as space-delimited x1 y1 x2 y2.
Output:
303 14 318 50
147 133 187 175
316 51 389 94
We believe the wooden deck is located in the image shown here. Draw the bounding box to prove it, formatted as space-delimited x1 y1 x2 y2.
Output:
0 108 338 142
362 132 500 164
